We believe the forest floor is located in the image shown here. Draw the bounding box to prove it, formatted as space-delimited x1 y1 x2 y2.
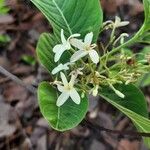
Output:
0 0 149 150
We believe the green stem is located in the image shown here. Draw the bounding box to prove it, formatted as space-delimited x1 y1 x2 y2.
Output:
101 25 145 60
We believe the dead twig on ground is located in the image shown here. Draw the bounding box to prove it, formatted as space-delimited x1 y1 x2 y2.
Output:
0 66 36 94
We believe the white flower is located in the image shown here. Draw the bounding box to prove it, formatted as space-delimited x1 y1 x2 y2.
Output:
56 72 81 107
52 62 73 75
114 16 129 28
70 68 83 77
70 32 99 64
53 29 80 62
103 16 129 29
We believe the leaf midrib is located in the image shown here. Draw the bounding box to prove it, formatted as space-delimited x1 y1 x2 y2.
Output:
56 92 60 129
52 0 73 35
37 0 76 128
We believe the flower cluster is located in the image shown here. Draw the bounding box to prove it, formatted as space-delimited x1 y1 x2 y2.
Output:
51 17 150 107
52 29 100 106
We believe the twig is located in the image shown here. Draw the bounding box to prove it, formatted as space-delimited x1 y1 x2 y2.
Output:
83 120 150 138
0 66 36 94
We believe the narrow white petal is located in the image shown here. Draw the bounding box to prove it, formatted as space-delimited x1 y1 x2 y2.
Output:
60 72 68 86
54 46 66 62
70 88 81 104
115 16 121 24
52 64 69 75
56 92 69 107
70 50 88 62
89 50 99 64
69 74 76 87
57 85 64 92
61 29 67 44
52 64 63 75
117 21 129 27
70 38 85 50
84 32 93 45
64 42 71 50
63 64 70 69
69 33 81 39
53 44 63 53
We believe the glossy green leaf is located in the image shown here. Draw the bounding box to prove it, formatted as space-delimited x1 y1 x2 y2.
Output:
36 33 70 73
31 0 103 41
99 84 150 147
0 0 9 14
139 32 150 44
38 82 88 131
143 0 150 31
36 33 57 73
137 72 150 87
32 0 103 72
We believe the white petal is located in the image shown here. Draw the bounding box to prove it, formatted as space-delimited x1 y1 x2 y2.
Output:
70 38 85 50
60 72 68 86
57 85 64 92
69 88 81 104
117 21 129 27
84 32 93 45
52 64 69 75
61 29 67 44
89 50 99 64
114 16 129 28
54 46 66 62
69 33 81 39
70 50 88 62
56 92 69 107
52 64 63 75
115 16 121 23
53 44 63 53
69 74 76 87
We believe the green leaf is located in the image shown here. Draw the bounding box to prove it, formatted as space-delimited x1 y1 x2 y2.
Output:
0 0 9 14
136 46 150 63
21 55 36 66
99 84 150 147
137 72 150 87
36 33 70 73
0 34 11 43
36 33 57 73
32 0 103 72
122 48 133 56
143 0 150 31
31 0 103 41
121 0 150 47
38 82 88 131
139 32 150 44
